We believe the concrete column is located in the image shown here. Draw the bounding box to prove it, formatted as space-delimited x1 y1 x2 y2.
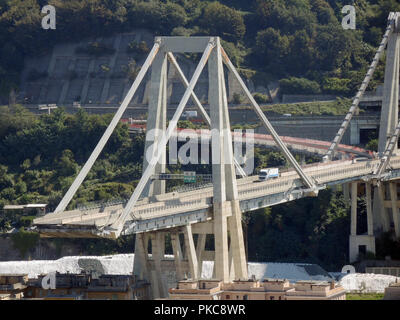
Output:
343 183 350 203
378 184 391 232
149 232 167 298
143 51 168 196
196 233 206 278
184 225 198 280
227 200 248 280
133 233 150 281
351 183 358 236
213 204 230 283
228 243 235 282
389 183 400 238
350 121 360 145
171 232 184 281
209 40 230 283
349 183 376 262
365 183 374 236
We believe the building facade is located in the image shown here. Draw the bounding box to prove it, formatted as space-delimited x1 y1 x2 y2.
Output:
169 278 346 300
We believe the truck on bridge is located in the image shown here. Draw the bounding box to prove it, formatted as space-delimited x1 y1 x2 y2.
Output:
258 168 279 181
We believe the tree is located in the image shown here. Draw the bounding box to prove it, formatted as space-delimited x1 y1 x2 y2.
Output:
200 2 245 42
255 28 290 74
279 77 321 95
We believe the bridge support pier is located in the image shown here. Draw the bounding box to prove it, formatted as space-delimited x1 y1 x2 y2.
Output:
149 232 167 299
184 225 198 280
196 233 206 278
349 182 376 263
171 232 184 281
133 233 150 282
343 183 350 203
389 182 400 238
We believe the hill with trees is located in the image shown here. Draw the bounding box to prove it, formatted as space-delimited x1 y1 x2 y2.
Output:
0 0 400 100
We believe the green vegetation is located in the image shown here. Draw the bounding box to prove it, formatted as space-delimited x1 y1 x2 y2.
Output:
260 98 354 116
0 105 144 215
346 293 384 300
11 227 40 258
279 77 321 95
1 0 400 98
245 188 351 270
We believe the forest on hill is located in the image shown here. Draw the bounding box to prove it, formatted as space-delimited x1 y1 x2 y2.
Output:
0 0 400 99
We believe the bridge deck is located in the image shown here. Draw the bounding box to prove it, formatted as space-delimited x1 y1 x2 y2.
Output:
33 156 400 238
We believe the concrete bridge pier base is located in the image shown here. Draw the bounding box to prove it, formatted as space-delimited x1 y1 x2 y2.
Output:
349 235 376 263
349 182 376 262
149 232 168 299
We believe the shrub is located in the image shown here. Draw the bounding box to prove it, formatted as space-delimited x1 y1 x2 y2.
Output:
322 77 351 95
279 77 321 95
127 41 150 55
76 42 116 57
366 139 378 152
232 93 245 104
253 92 271 104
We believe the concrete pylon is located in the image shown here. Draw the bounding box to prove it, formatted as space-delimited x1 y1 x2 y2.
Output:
209 38 247 282
133 51 168 298
378 24 400 155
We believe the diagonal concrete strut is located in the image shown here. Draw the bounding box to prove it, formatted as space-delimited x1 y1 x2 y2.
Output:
220 47 317 192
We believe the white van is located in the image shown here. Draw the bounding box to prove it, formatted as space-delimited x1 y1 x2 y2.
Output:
259 168 279 181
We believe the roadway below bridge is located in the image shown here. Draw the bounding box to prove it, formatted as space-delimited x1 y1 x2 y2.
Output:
33 155 400 239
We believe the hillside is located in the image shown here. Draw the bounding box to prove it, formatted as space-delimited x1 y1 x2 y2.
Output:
1 0 400 101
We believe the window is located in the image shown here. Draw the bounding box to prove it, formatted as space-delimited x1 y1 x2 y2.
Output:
359 245 367 256
202 283 206 289
270 296 274 300
243 295 248 300
226 295 230 300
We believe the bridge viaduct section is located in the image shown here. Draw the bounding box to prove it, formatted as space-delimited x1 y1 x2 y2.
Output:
33 13 400 299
